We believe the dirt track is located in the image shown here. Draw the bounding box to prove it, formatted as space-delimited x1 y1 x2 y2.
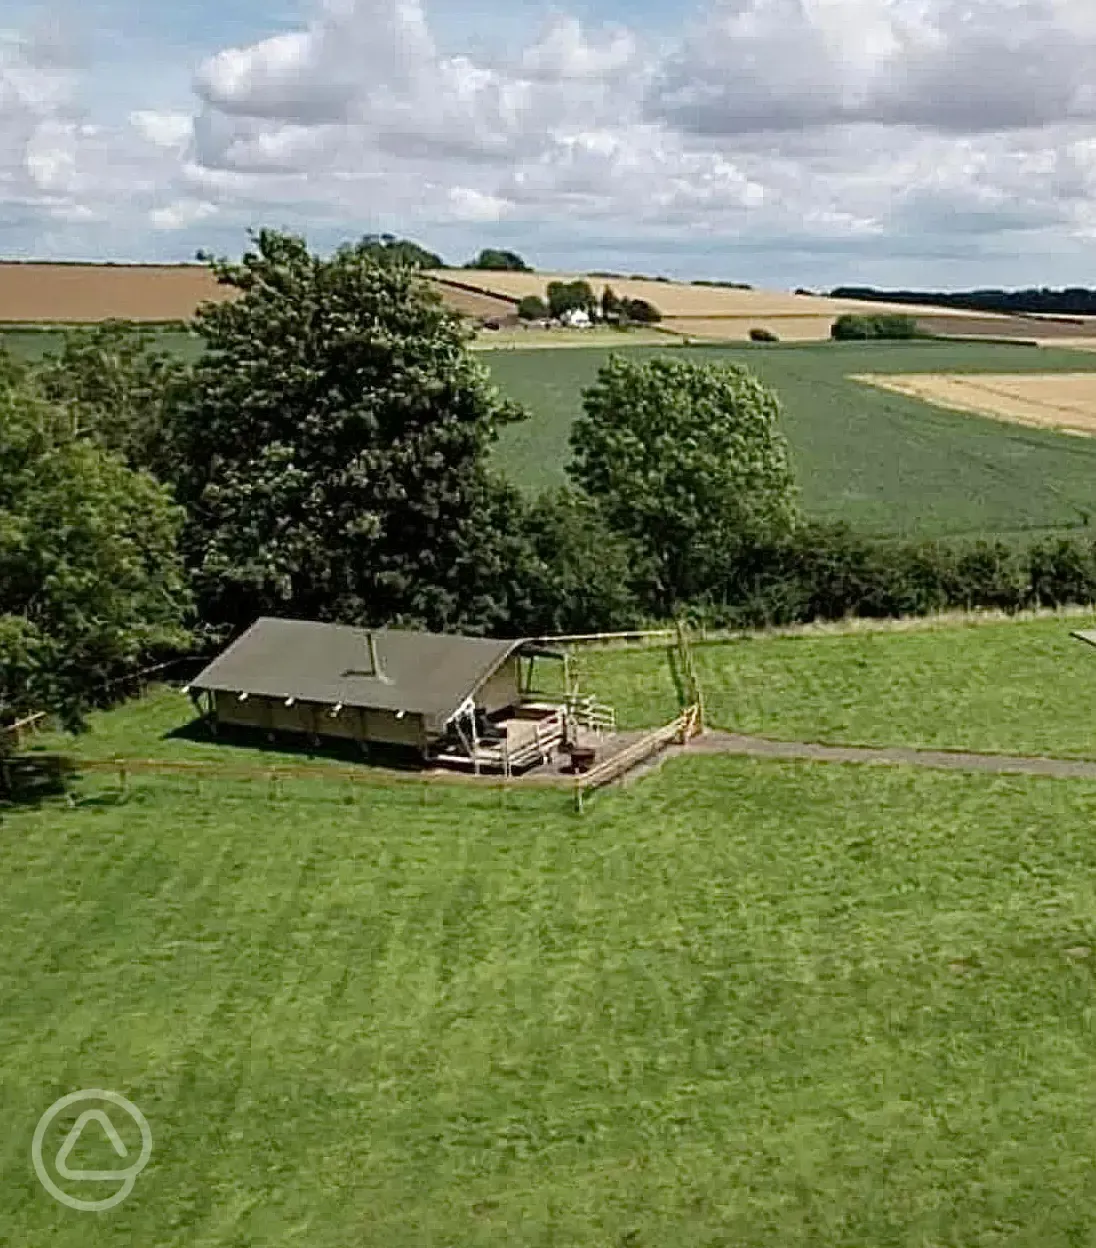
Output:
623 730 1096 785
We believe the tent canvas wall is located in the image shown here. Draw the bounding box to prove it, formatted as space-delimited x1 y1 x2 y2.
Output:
188 618 531 755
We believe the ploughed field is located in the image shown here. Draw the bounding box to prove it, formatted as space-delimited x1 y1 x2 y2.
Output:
10 616 1096 1244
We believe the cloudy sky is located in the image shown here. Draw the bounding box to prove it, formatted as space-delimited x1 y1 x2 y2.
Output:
5 0 1096 289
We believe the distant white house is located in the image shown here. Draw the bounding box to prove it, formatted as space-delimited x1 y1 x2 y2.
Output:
560 307 593 328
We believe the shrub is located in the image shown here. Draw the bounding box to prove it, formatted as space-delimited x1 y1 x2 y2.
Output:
517 294 549 321
621 298 662 324
831 312 921 341
831 314 877 341
749 327 780 343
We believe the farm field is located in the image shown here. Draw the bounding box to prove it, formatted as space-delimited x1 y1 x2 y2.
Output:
471 325 684 350
427 268 1017 323
488 341 1096 539
562 614 1096 759
9 260 1096 348
0 324 203 363
856 371 1096 436
10 701 1096 1243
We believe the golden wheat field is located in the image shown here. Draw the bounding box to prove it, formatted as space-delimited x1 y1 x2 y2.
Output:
853 372 1096 436
7 261 1096 349
425 269 1020 322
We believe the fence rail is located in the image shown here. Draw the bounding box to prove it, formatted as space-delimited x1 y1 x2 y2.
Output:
0 711 49 746
574 704 701 811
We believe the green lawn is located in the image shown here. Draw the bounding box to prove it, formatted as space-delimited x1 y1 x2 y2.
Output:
8 745 1096 1244
567 615 1096 759
487 341 1096 539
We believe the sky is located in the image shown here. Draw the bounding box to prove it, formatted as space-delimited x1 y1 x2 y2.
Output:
5 0 1096 289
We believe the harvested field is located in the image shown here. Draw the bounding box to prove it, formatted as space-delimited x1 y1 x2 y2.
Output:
428 277 517 320
2 262 1069 347
426 268 1024 324
916 313 1096 341
664 314 856 342
0 262 515 324
853 371 1096 437
0 262 233 322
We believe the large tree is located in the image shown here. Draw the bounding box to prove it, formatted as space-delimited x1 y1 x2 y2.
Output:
464 249 531 272
30 320 192 479
169 229 529 634
0 375 191 735
546 280 597 319
568 355 799 609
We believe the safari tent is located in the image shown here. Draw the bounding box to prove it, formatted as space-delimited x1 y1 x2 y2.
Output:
186 617 576 772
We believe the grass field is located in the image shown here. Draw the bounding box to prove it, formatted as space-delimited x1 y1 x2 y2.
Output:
10 726 1096 1243
559 615 1096 760
487 340 1096 539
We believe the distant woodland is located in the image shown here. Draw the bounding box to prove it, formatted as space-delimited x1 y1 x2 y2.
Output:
829 286 1096 317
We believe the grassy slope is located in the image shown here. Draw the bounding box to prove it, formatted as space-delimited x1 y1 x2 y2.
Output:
487 341 1096 539
567 616 1096 759
7 754 1096 1244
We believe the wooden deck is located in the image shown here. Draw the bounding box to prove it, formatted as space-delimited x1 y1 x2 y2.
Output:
434 698 618 777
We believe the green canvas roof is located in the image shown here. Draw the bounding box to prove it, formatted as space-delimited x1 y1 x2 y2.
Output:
190 618 527 726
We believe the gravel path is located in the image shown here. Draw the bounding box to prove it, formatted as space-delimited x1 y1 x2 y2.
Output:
650 730 1096 781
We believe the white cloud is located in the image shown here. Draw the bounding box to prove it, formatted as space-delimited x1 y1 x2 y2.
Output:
149 198 218 230
7 0 1096 283
446 186 510 221
520 15 637 82
647 0 1096 137
130 110 193 149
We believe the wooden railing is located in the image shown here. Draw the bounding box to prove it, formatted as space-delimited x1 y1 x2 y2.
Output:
674 618 705 733
0 711 49 748
574 704 701 811
566 694 616 735
503 708 567 774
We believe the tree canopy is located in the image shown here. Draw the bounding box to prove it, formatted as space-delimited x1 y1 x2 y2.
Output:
0 369 191 734
465 249 531 272
30 320 192 478
170 229 529 634
360 234 445 269
568 355 799 609
517 294 549 321
546 280 597 319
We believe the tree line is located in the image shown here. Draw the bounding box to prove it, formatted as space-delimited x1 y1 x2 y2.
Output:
286 235 535 273
830 286 1096 318
4 228 1096 742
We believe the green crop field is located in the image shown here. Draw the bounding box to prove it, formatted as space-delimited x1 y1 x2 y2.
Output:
0 325 203 363
10 696 1096 1243
10 323 1096 541
487 341 1096 540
